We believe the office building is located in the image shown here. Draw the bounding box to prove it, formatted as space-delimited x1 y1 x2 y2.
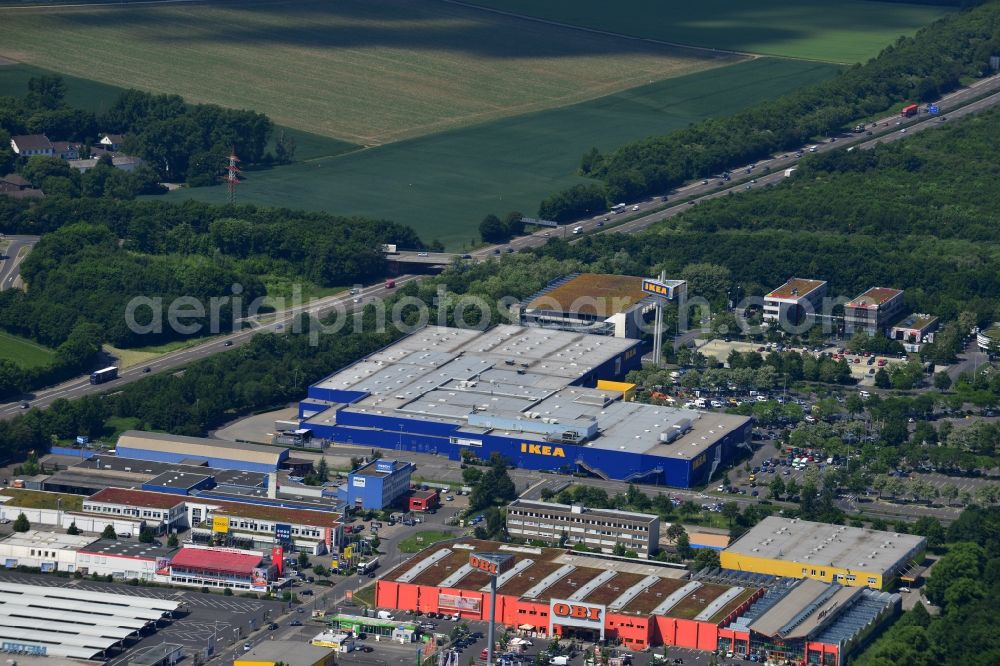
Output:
720 516 925 590
843 287 905 336
339 458 414 510
506 499 659 559
889 314 939 352
0 531 96 571
763 278 827 329
977 322 1000 353
75 539 176 582
186 497 342 555
84 488 190 533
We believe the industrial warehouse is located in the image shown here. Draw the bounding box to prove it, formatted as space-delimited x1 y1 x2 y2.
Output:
376 540 900 665
720 517 926 590
0 581 181 661
299 325 750 487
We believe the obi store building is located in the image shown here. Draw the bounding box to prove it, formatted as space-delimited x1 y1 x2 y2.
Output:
376 541 901 665
299 326 750 488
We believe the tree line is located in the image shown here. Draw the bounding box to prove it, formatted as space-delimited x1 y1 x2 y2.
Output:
854 506 1000 666
0 195 424 397
538 0 1000 219
0 76 277 188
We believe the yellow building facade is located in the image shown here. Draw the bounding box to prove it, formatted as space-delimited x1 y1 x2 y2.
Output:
720 551 893 589
720 516 926 591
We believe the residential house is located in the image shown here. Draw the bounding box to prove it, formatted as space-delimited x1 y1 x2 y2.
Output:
99 133 125 151
10 134 54 157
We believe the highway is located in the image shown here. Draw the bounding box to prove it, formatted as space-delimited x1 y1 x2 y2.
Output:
0 234 39 291
3 72 1000 418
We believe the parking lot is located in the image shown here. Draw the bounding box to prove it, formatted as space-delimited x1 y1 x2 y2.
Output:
0 570 283 665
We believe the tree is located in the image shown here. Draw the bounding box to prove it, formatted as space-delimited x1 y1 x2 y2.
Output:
666 523 686 544
941 484 960 506
845 392 864 417
721 501 740 530
167 533 178 548
101 524 117 539
315 457 329 483
874 368 892 389
769 475 786 500
12 513 29 533
693 548 720 570
138 526 154 543
912 516 946 548
298 551 310 568
479 214 508 243
785 478 799 500
933 371 953 391
462 466 483 485
676 532 693 559
66 521 80 535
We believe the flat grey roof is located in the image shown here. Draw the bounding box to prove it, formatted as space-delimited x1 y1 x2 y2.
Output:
118 431 286 465
240 640 334 663
726 516 925 573
79 538 177 560
146 471 212 488
509 499 657 524
73 456 266 486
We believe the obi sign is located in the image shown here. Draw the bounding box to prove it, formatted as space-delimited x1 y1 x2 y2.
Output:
548 598 605 638
469 552 513 576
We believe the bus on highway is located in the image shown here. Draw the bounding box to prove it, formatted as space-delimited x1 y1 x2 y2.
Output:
90 366 118 385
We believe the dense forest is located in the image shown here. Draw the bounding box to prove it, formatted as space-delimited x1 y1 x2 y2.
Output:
0 196 424 398
854 506 1000 666
532 105 1000 330
540 0 1000 217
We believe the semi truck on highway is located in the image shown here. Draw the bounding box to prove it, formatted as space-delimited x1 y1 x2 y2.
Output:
90 366 118 385
901 104 919 117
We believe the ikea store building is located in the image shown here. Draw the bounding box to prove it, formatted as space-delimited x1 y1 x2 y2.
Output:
298 326 750 488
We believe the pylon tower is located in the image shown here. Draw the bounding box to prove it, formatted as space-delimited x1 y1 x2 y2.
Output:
225 148 241 204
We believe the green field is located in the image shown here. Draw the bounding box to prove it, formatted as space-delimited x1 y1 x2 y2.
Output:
464 0 953 63
399 530 456 553
0 330 56 369
167 57 840 248
0 62 361 162
0 0 731 145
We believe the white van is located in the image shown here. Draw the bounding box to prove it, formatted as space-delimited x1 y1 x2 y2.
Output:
377 610 395 621
572 226 583 234
859 390 871 399
694 398 708 409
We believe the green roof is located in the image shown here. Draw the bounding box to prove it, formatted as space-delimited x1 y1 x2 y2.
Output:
0 489 83 512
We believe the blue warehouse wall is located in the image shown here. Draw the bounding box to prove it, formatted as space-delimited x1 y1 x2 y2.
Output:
310 410 746 490
115 446 279 474
306 387 369 404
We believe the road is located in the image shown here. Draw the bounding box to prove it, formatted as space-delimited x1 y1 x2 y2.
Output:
3 72 1000 418
0 234 39 291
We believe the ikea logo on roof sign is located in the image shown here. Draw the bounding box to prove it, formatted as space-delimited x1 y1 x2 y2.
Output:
521 443 565 458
